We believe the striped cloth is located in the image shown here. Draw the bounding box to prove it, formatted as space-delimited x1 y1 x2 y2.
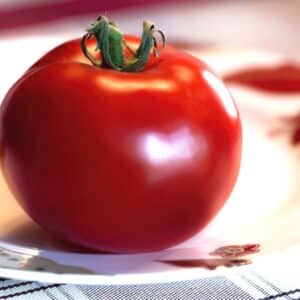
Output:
0 276 299 300
0 266 300 300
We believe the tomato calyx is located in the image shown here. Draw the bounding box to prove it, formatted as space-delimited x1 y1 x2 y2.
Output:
81 16 166 72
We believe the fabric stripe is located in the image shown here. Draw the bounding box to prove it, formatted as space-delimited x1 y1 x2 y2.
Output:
56 286 75 300
238 274 271 297
79 277 254 300
259 289 300 300
0 281 33 291
0 282 41 298
0 283 61 299
238 271 285 298
0 269 297 299
249 271 292 299
58 285 90 300
0 280 31 289
42 285 60 300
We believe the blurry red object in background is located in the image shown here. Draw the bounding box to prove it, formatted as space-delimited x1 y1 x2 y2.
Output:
0 0 197 32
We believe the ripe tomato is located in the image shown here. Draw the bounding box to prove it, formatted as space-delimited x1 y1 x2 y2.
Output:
0 18 241 253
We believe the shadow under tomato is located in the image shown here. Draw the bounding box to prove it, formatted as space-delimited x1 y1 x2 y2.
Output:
0 219 110 254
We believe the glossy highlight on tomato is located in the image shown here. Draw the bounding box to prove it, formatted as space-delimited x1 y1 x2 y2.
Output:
0 18 241 253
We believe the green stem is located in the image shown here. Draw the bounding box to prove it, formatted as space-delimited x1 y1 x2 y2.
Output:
81 16 166 72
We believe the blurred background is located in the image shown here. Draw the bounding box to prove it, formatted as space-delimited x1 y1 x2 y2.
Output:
0 0 300 51
1 0 300 94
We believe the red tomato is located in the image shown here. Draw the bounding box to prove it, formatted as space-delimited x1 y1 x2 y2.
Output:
0 22 241 253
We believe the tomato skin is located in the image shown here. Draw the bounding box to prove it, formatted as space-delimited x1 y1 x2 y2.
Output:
0 36 241 253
